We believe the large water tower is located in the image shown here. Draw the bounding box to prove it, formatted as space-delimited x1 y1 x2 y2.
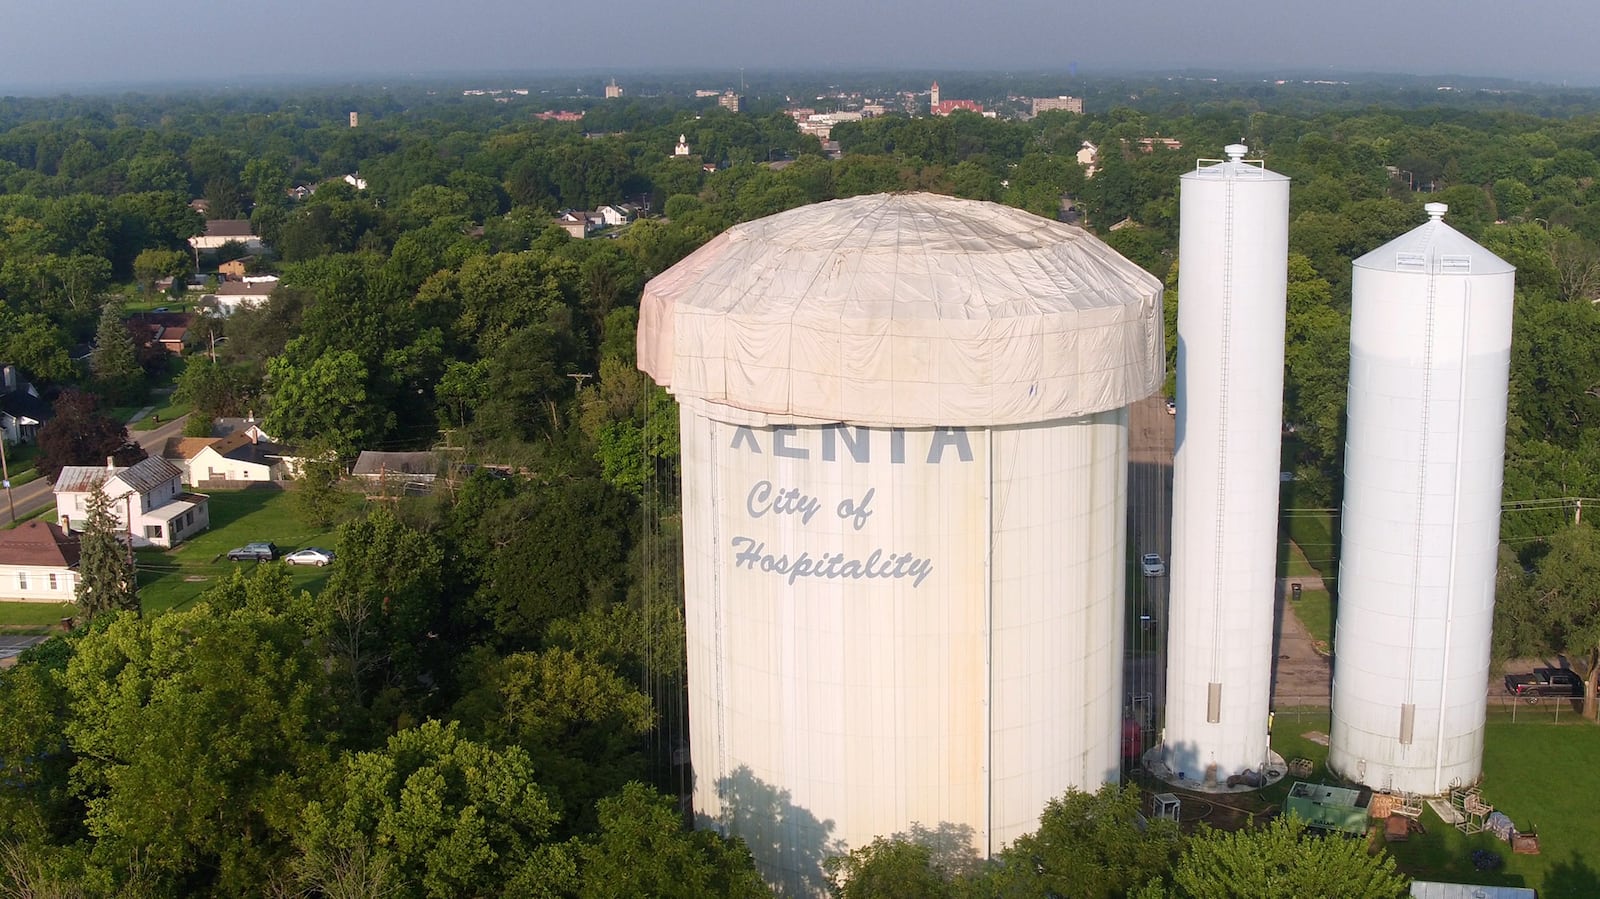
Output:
1329 203 1515 795
1165 146 1290 782
638 193 1165 895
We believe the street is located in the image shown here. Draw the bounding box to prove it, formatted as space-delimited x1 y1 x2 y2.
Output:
1123 393 1333 728
0 413 191 528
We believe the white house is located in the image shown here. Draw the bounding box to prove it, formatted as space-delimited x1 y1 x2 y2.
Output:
188 219 265 253
598 204 637 227
0 521 79 603
163 432 285 486
55 457 209 549
203 281 275 316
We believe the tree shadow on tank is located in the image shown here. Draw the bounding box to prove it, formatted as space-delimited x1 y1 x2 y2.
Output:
696 765 843 897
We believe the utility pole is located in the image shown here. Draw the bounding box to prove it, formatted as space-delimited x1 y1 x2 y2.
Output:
1577 498 1583 526
0 436 13 522
568 372 594 390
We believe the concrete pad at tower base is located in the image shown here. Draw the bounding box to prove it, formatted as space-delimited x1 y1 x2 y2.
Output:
1142 746 1288 794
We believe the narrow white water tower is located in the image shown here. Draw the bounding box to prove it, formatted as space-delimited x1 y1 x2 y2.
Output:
1329 203 1515 795
1165 145 1290 781
638 193 1165 896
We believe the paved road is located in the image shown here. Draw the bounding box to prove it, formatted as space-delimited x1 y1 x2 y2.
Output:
1123 394 1334 723
0 414 191 528
1125 395 1174 725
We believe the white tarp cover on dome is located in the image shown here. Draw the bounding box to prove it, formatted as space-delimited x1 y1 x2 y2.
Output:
638 193 1164 427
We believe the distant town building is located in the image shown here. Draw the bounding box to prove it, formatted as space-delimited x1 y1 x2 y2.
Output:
695 89 721 98
1135 136 1183 152
535 110 585 122
344 174 368 190
932 99 984 116
928 80 983 116
1031 95 1083 115
675 134 691 156
605 79 623 99
719 92 743 113
349 111 359 127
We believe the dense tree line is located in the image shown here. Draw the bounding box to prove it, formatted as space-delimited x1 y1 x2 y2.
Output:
4 73 1600 891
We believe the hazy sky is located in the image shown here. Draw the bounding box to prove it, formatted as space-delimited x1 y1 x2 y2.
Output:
3 0 1599 90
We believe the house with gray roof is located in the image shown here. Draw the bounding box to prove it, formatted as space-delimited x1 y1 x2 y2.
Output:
55 456 209 549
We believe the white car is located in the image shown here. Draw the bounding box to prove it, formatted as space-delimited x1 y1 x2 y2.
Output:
1165 399 1176 415
283 547 336 567
1140 553 1166 577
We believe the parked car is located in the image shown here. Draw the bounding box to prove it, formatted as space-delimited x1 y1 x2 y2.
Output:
1504 668 1583 703
226 541 279 562
1165 399 1176 415
283 547 335 567
1140 553 1167 577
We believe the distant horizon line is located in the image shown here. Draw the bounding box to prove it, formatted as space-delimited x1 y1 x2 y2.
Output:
3 64 1598 98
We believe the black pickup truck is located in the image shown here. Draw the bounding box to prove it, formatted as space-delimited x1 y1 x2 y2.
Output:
1504 668 1584 702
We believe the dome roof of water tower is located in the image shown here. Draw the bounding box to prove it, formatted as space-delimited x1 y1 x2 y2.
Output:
637 192 1165 429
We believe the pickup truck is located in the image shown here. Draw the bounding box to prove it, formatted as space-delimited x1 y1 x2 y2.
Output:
1504 668 1584 703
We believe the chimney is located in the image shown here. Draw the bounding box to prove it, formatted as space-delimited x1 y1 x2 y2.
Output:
106 456 116 471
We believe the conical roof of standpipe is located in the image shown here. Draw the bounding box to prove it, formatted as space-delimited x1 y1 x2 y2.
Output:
1180 143 1291 184
636 192 1166 429
1354 203 1514 275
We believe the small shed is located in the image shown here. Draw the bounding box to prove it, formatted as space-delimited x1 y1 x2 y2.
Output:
1410 882 1535 898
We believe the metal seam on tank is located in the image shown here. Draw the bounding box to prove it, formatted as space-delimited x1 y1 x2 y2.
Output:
708 419 729 796
1434 278 1472 793
1403 254 1440 714
1208 175 1236 683
983 426 994 858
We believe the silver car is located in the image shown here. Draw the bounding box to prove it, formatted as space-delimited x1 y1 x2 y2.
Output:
283 547 335 567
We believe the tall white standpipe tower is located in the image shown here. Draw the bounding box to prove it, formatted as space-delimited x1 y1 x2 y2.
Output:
1165 145 1290 781
1329 204 1515 795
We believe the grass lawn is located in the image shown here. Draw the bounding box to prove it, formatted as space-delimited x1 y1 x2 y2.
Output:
0 600 74 627
1289 584 1335 652
134 489 356 614
1271 709 1600 898
130 396 192 431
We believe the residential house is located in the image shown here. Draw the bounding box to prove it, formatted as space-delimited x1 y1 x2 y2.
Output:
204 282 274 316
598 204 637 227
0 521 79 603
555 210 600 239
55 456 209 549
217 257 259 280
189 219 265 253
163 432 285 486
352 451 439 493
126 312 194 355
213 417 277 443
0 366 50 444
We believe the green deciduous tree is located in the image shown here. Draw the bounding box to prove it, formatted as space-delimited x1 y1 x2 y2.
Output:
293 720 572 899
264 346 378 455
63 603 331 894
1169 816 1408 899
1525 522 1600 719
576 782 767 899
977 784 1179 899
73 487 138 621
